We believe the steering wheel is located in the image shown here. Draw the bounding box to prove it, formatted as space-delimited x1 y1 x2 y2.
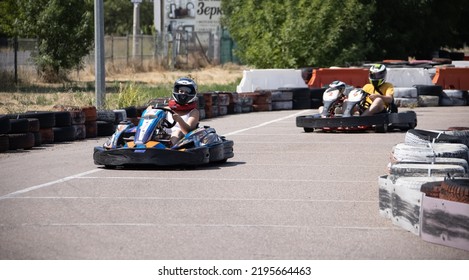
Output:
157 107 177 128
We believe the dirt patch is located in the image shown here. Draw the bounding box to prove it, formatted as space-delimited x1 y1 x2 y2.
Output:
71 63 247 85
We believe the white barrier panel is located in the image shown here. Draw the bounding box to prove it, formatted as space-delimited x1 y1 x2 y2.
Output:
387 68 434 87
236 69 307 93
452 61 469 67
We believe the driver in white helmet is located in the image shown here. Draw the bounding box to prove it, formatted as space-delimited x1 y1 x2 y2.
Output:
361 64 394 116
165 77 200 146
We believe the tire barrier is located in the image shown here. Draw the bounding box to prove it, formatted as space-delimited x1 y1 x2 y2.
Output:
381 126 469 250
203 93 218 118
0 134 9 152
240 96 253 113
53 126 76 142
239 91 272 112
271 90 293 111
225 92 242 114
391 142 469 163
113 109 127 124
389 163 466 178
440 90 468 106
309 88 325 109
405 129 469 147
0 115 11 134
217 93 230 116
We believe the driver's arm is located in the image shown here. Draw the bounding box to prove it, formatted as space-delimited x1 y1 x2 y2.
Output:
172 109 200 134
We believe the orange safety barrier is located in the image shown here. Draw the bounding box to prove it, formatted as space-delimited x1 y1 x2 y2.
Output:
432 67 469 90
307 68 369 88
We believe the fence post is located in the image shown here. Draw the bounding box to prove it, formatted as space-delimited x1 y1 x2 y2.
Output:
110 35 114 64
126 35 129 66
13 36 18 85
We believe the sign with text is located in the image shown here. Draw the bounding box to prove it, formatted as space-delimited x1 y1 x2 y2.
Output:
163 0 221 33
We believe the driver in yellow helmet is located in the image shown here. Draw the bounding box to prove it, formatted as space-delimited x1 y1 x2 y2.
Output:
361 64 394 116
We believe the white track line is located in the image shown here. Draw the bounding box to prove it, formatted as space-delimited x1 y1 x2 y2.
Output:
0 169 101 200
77 176 374 183
223 110 310 136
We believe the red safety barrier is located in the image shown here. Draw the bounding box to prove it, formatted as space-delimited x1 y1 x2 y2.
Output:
307 68 369 88
432 67 469 90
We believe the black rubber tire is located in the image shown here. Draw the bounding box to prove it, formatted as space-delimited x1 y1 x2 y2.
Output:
8 132 35 150
375 123 388 133
414 85 443 96
97 121 116 136
9 119 30 133
0 134 9 152
405 129 467 145
22 111 56 128
53 111 72 127
27 118 40 132
0 115 11 134
53 126 76 142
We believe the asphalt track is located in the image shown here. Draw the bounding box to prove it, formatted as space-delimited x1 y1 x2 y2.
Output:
1 106 469 260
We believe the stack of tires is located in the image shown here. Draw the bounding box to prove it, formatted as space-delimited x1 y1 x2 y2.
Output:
68 108 87 140
414 85 442 107
275 87 313 110
378 127 469 249
226 92 241 114
239 91 272 112
124 106 139 126
0 114 39 151
82 106 98 138
309 88 326 109
197 95 206 120
216 92 230 117
203 92 218 119
239 95 253 113
393 85 469 108
96 110 118 137
270 89 293 111
440 89 468 106
51 111 76 142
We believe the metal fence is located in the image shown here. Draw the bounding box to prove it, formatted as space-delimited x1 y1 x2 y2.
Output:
0 31 237 82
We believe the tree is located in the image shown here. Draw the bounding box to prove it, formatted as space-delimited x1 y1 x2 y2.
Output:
104 0 155 36
0 0 19 37
222 0 469 68
366 0 469 60
221 0 373 68
14 0 94 81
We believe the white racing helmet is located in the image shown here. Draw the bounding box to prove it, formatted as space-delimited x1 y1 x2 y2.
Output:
172 77 198 105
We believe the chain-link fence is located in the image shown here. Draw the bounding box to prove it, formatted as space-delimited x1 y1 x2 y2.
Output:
0 31 238 83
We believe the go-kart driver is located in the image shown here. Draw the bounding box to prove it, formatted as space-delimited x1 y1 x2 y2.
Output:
360 64 395 116
165 77 200 146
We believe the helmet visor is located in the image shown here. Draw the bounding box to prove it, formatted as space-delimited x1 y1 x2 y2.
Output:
177 86 192 94
370 71 386 81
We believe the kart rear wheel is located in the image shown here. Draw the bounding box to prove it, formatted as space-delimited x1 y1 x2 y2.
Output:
375 123 388 133
303 127 315 133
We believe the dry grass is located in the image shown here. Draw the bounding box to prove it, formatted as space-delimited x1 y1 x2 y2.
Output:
0 63 248 114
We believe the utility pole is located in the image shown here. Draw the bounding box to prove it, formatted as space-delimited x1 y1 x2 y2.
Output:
94 0 105 109
132 0 142 58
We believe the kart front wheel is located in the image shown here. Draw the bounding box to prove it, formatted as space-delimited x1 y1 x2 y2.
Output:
303 127 315 133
